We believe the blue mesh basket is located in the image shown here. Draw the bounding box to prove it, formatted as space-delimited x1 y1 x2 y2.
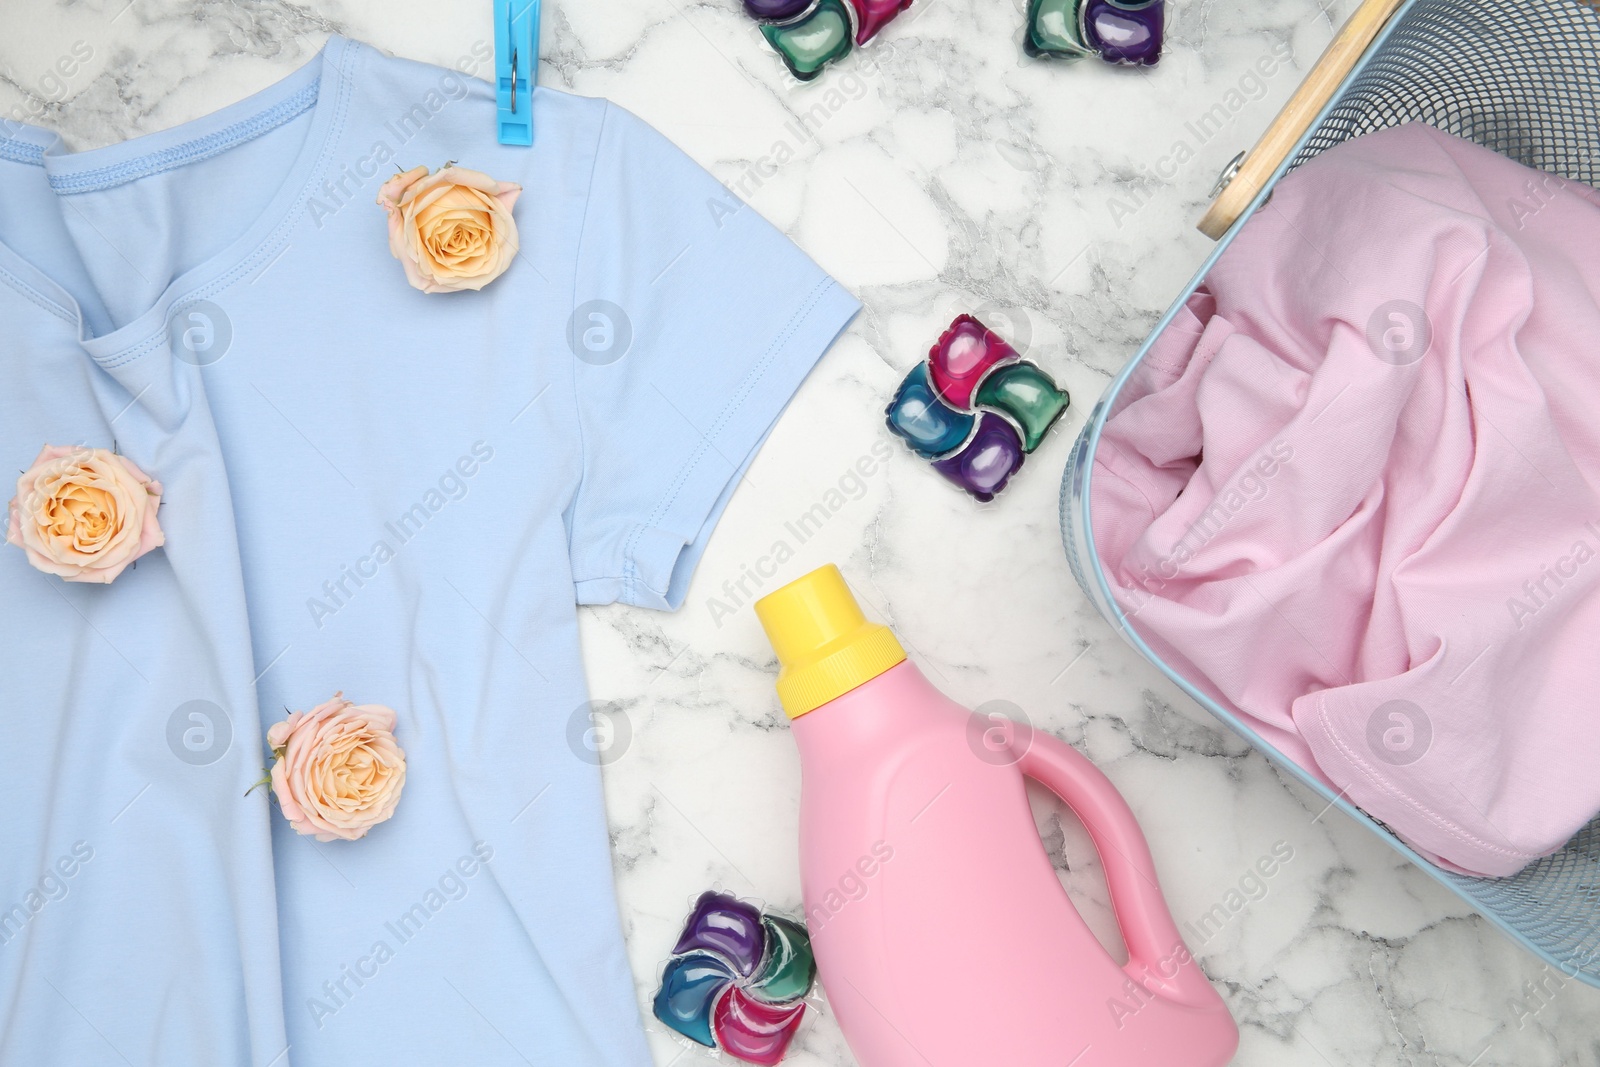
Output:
1061 0 1600 986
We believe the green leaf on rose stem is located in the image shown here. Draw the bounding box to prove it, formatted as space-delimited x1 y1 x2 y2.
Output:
244 769 272 798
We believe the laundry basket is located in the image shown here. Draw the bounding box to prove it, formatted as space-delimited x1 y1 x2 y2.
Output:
1060 0 1600 985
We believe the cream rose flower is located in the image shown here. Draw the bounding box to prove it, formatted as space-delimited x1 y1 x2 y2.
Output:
377 164 522 293
6 445 164 584
268 694 407 842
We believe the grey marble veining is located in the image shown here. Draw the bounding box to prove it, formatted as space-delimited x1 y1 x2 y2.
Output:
4 1 1600 1064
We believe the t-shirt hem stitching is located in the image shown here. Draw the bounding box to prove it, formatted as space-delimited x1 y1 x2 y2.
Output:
1309 690 1529 864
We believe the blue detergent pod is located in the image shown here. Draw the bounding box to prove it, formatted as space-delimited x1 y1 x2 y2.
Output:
885 363 977 459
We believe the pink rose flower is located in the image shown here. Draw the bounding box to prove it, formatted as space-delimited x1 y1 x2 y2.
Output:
6 445 164 583
268 694 407 842
376 164 522 293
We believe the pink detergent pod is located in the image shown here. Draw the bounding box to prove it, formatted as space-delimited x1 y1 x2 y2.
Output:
928 313 1018 409
755 565 1239 1067
848 0 914 42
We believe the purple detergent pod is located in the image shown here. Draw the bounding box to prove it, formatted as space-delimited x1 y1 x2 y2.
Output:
931 412 1026 501
673 891 766 974
884 313 1070 501
1082 0 1163 65
653 891 818 1065
745 0 815 19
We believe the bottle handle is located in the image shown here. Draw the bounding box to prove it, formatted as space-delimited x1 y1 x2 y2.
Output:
1015 729 1220 1009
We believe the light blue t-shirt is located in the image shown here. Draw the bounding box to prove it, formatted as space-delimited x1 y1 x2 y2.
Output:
0 35 856 1066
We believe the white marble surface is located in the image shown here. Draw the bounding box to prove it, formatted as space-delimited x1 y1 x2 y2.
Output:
5 1 1600 1065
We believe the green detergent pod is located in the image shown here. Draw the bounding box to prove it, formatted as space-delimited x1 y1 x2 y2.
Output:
1024 0 1096 59
976 361 1071 452
761 0 855 81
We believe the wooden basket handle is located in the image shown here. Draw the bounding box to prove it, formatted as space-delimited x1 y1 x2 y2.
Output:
1197 0 1409 239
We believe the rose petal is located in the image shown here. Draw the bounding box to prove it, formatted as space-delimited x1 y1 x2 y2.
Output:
376 165 429 211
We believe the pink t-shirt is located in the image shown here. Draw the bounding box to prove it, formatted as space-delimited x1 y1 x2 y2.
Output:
1093 123 1600 876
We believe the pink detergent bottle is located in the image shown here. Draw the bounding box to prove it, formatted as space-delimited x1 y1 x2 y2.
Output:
754 565 1239 1067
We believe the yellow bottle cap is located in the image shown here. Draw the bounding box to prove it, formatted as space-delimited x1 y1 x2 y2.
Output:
754 564 906 718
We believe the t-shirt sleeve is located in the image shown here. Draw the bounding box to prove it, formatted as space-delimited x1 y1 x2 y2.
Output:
566 101 859 610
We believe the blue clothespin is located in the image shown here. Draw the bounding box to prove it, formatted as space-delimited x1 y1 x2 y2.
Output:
495 0 540 145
